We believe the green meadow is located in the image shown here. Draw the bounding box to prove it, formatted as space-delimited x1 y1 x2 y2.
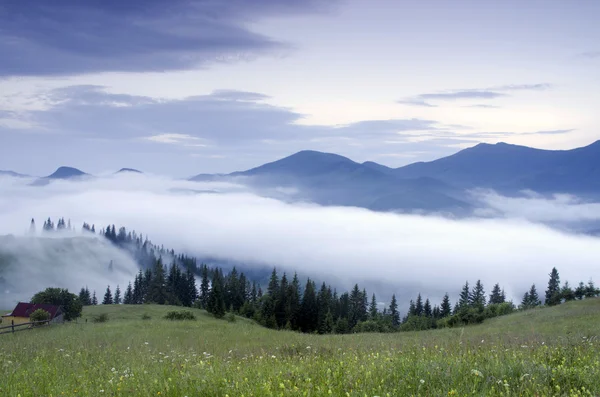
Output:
1 299 600 396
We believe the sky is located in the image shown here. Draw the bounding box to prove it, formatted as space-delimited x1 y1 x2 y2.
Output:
1 173 600 310
1 0 599 177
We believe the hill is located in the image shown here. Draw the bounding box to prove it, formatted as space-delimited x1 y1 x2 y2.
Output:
191 150 470 213
116 168 143 174
2 300 599 395
0 170 29 178
394 140 600 194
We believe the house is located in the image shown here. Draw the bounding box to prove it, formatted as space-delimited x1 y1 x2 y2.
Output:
1 302 64 325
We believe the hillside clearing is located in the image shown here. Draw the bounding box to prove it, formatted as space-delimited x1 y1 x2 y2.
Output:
2 299 600 396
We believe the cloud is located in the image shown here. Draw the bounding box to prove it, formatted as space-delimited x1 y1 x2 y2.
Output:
398 83 552 107
0 85 467 175
0 0 335 76
464 104 501 109
473 189 600 224
1 174 600 311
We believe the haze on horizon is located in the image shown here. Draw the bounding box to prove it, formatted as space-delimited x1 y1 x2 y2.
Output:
1 0 599 177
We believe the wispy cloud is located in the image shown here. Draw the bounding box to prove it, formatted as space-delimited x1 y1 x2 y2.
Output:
579 51 600 59
398 83 553 107
143 133 208 147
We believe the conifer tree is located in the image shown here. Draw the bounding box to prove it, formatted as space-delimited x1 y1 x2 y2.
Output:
489 283 504 304
102 285 113 305
388 294 399 327
440 293 452 317
561 281 575 302
585 279 599 298
424 298 432 317
369 293 378 319
575 282 586 300
124 282 133 304
458 281 470 309
148 257 168 304
545 267 561 306
207 269 226 318
200 265 210 309
92 291 98 305
286 273 301 329
470 280 486 310
415 294 424 316
528 284 541 307
114 285 121 304
299 279 318 333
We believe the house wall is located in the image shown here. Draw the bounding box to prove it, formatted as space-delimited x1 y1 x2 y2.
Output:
0 316 30 325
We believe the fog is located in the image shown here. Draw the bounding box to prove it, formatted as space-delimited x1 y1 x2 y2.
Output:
1 173 600 311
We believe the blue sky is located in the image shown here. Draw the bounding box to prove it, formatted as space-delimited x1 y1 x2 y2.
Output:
1 0 599 176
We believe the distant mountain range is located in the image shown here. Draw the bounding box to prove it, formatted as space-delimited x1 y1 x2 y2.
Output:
189 140 600 212
3 140 600 213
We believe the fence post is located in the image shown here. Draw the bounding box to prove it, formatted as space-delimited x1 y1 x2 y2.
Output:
11 320 14 333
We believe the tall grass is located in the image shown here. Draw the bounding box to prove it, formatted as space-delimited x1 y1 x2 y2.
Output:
1 299 599 396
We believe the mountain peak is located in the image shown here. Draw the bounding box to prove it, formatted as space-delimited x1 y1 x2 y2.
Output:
117 168 142 174
47 166 87 179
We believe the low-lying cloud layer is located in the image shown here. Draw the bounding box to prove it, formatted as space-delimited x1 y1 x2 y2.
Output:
1 173 599 311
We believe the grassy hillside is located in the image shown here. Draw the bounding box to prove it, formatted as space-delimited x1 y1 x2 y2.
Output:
2 300 600 396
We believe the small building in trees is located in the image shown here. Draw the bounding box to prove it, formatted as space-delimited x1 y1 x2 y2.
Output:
1 302 64 325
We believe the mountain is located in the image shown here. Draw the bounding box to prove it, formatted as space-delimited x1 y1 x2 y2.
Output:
191 150 470 213
116 168 142 174
0 170 29 178
47 166 88 179
393 140 600 195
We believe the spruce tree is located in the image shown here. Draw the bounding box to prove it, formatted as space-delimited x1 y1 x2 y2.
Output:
114 285 121 304
561 281 575 302
388 294 399 327
102 286 113 305
528 284 541 307
489 283 504 304
200 265 210 309
79 287 87 305
92 291 98 305
286 273 301 330
585 279 599 298
440 293 452 317
545 267 561 306
207 269 226 318
470 280 486 310
520 291 530 309
124 282 134 304
415 294 424 316
424 298 432 317
148 257 168 304
369 293 378 319
575 282 586 300
458 281 470 309
299 279 318 333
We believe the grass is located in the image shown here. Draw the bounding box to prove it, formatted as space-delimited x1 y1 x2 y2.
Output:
1 300 600 396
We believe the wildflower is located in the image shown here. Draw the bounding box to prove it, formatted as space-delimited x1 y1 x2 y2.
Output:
420 379 425 384
470 369 483 378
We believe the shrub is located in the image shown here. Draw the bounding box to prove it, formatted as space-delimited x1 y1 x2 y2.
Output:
31 287 82 321
30 308 50 326
164 310 196 321
225 312 236 323
92 313 109 323
142 313 152 320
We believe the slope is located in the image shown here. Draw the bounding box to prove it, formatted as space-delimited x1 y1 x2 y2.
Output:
2 299 599 396
394 140 600 194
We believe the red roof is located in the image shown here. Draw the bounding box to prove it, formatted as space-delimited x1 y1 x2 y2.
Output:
5 302 63 319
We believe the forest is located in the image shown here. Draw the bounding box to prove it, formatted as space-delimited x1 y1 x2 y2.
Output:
32 217 600 333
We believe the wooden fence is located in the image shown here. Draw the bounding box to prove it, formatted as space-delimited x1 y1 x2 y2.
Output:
0 319 53 335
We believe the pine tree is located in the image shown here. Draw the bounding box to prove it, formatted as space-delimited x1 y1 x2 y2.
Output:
29 218 36 235
470 280 486 310
207 269 226 318
528 284 541 307
424 298 432 317
575 282 586 300
489 283 504 304
440 293 452 317
561 281 575 302
585 279 599 298
114 285 122 304
415 294 424 316
185 267 198 307
545 267 561 306
124 282 133 304
369 293 378 319
92 291 98 305
299 279 318 333
459 281 470 309
520 291 530 309
102 286 113 305
200 265 210 309
286 273 301 330
78 287 87 305
388 294 399 327
148 257 168 304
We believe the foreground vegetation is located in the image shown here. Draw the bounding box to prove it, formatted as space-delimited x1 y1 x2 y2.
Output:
2 299 600 396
